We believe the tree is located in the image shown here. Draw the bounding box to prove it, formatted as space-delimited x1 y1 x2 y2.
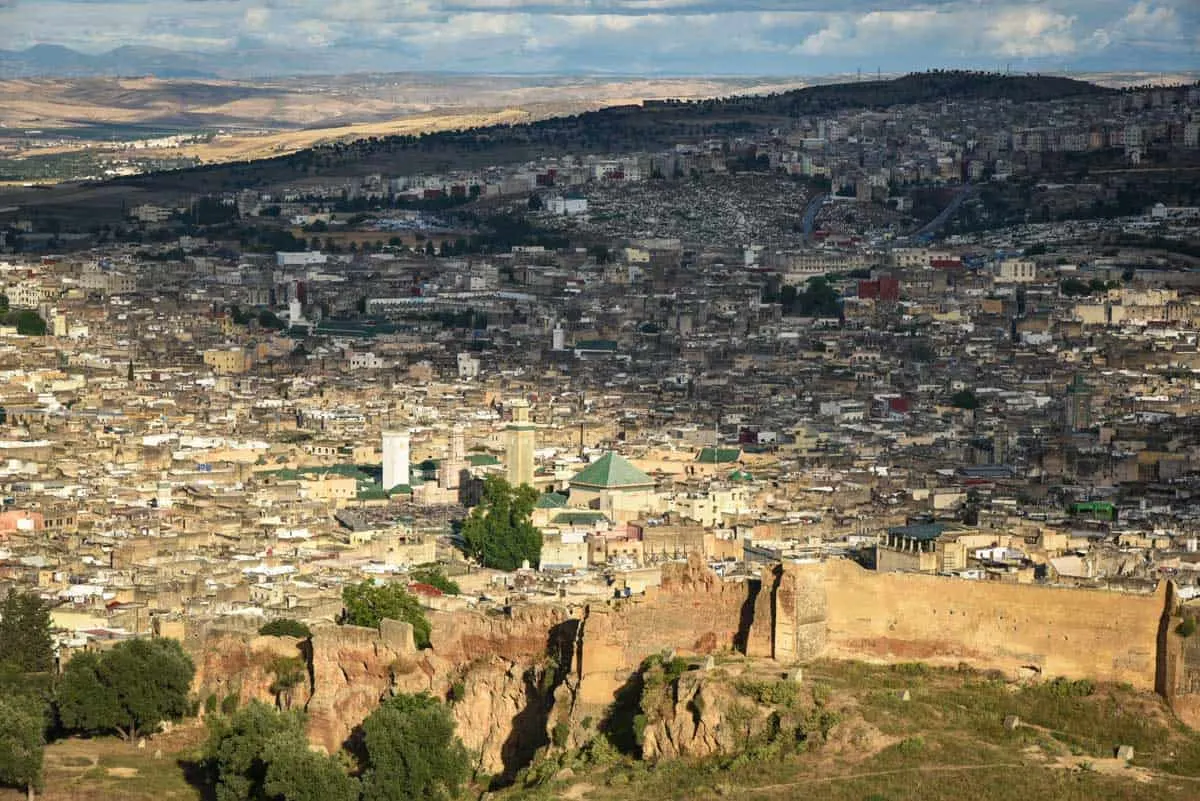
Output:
258 620 312 639
0 694 44 801
408 566 461 596
460 476 543 571
6 311 46 337
341 581 431 648
0 590 53 674
951 389 980 410
57 638 194 742
257 310 285 330
263 735 359 801
358 693 470 801
205 701 305 801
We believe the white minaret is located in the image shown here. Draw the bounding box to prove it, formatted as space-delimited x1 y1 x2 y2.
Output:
552 322 566 351
382 430 411 490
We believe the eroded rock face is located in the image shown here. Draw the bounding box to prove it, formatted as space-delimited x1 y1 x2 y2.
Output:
305 622 436 754
450 656 554 777
640 673 754 761
191 604 578 774
193 634 311 712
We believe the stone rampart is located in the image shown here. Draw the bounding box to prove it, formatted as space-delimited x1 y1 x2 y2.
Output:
820 560 1166 689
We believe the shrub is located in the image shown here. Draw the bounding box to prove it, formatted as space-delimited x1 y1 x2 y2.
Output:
552 721 570 748
221 694 239 715
735 680 800 708
1042 677 1095 698
582 734 620 766
632 713 648 747
259 619 312 639
1178 617 1197 638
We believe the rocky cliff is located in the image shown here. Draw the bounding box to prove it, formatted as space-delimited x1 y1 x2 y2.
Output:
191 605 575 776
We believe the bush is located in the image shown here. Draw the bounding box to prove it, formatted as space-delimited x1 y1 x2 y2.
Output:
552 721 570 748
1178 617 1197 638
1042 677 1095 698
632 713 647 747
259 619 312 639
221 694 239 716
735 680 800 708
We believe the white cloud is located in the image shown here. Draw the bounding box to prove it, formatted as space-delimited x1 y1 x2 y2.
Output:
2 0 1196 73
983 8 1078 58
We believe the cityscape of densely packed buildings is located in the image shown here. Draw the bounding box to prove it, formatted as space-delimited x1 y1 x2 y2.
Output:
1 79 1199 661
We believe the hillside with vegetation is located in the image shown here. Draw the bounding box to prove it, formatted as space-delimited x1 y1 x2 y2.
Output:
0 70 1120 225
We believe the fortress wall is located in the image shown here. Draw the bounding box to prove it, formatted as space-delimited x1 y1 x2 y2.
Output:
574 555 752 705
819 560 1166 689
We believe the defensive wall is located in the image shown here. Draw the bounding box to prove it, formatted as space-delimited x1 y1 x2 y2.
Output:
569 556 1173 706
191 555 1193 770
820 559 1166 690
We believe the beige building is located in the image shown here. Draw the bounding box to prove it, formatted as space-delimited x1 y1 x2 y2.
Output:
203 347 253 374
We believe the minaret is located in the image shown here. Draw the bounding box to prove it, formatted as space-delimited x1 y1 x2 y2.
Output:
506 400 535 488
382 430 411 490
440 425 465 491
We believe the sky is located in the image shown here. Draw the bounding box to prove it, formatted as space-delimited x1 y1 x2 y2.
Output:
1 0 1198 76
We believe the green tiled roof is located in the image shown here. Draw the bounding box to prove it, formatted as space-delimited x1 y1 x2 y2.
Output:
729 469 754 482
535 492 569 509
888 523 948 541
467 454 501 466
570 452 654 489
574 339 618 351
697 447 741 464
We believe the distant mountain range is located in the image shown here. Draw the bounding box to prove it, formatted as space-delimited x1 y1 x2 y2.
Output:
0 44 222 78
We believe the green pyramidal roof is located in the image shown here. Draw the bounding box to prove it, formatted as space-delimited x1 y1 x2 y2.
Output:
570 452 654 490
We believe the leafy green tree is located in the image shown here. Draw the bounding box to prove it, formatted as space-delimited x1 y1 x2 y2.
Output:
55 652 121 734
5 311 46 337
0 590 53 673
263 735 359 801
0 694 44 801
951 389 980 410
1060 277 1091 297
460 476 543 571
341 581 431 648
257 310 286 330
792 276 841 317
258 620 312 639
409 566 460 596
358 693 470 801
205 701 306 801
57 638 194 742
